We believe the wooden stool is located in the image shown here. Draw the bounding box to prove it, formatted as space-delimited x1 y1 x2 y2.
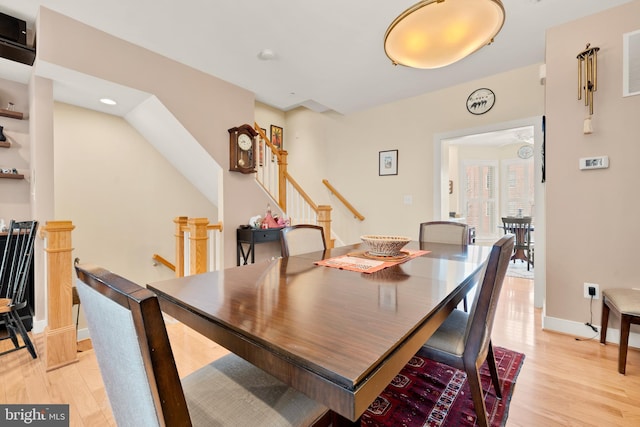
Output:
600 289 640 374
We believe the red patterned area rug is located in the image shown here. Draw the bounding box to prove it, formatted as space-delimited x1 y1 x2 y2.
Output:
361 346 525 427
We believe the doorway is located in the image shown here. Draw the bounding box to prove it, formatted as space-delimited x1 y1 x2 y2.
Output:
433 117 545 308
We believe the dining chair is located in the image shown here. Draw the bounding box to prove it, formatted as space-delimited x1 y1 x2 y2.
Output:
600 288 640 374
280 224 327 257
0 220 38 359
74 263 329 427
419 221 470 311
501 216 534 270
418 220 469 245
369 234 514 427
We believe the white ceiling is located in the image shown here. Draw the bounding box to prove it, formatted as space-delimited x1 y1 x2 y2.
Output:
0 0 634 115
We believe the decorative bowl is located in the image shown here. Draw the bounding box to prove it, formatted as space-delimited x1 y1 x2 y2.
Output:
360 235 411 256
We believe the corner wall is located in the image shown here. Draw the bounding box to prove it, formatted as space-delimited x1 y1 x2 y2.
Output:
545 1 640 339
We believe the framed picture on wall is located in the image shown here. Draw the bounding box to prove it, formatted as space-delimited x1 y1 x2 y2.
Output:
379 150 398 176
259 127 266 166
270 125 283 150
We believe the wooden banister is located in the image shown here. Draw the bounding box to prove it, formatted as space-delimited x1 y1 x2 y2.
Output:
254 121 335 249
322 179 365 221
172 217 222 277
285 172 319 212
152 253 175 271
41 220 78 371
174 216 187 277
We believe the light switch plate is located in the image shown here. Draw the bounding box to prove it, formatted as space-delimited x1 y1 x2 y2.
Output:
579 156 609 170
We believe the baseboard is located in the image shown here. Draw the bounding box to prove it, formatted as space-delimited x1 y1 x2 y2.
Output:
77 327 90 342
543 315 640 348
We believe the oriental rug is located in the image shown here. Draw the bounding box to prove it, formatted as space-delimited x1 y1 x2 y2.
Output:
361 346 525 427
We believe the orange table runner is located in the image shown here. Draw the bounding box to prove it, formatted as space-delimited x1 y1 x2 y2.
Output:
315 249 429 273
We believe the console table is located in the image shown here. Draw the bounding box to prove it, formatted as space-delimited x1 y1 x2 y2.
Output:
236 227 282 266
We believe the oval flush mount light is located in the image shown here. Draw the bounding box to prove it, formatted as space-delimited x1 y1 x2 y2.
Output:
100 98 117 106
384 0 505 69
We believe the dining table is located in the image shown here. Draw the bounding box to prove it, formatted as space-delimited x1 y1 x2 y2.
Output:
147 241 492 424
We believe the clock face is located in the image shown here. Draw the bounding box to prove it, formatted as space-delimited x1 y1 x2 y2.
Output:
466 88 495 115
517 145 534 159
238 134 253 151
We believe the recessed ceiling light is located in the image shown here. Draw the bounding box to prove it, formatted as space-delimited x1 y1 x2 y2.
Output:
100 98 117 106
257 49 276 60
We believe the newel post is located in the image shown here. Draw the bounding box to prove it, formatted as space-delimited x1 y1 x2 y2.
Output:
317 205 333 249
278 150 288 212
174 216 187 277
42 220 77 371
187 217 209 275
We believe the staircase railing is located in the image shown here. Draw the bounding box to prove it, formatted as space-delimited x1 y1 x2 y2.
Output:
255 124 334 247
322 179 365 221
155 217 223 277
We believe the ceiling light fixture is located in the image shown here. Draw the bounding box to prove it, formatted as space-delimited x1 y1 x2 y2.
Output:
257 49 276 60
384 0 505 69
100 98 117 106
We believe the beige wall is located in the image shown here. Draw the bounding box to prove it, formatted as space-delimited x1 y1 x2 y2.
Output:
276 64 544 246
53 102 218 285
545 1 640 338
34 7 275 275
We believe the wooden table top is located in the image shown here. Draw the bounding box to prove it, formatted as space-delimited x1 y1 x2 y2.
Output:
148 241 491 421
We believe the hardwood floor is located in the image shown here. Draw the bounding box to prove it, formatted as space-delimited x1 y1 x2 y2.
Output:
1 276 639 426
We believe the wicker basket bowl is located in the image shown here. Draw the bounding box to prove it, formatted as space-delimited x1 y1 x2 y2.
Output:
360 235 411 256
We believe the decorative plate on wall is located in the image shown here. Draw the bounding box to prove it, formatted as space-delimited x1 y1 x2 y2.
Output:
466 88 495 115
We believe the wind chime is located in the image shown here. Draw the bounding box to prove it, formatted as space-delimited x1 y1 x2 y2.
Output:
577 43 599 133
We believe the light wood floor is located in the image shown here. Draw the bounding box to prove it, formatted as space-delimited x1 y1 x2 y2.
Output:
1 275 639 426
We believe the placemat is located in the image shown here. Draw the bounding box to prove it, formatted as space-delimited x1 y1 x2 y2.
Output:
315 249 429 273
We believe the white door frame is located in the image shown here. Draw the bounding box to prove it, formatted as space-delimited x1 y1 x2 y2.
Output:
433 116 545 308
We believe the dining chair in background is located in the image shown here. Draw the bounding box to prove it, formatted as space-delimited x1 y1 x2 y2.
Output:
600 288 640 374
501 216 534 270
74 263 329 427
418 221 469 245
419 220 470 311
0 220 38 359
280 224 327 257
371 234 515 427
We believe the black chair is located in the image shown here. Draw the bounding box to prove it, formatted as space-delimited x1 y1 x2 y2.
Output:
501 216 534 270
0 220 38 358
280 224 327 257
372 234 514 427
75 263 328 426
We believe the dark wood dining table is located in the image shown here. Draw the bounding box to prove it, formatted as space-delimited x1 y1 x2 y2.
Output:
147 241 492 423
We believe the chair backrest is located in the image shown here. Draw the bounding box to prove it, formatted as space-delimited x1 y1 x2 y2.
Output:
418 221 468 245
463 234 514 364
280 224 327 257
0 220 38 309
501 217 533 247
75 263 191 427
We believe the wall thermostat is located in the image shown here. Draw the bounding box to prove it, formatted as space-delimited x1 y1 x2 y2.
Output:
579 156 609 170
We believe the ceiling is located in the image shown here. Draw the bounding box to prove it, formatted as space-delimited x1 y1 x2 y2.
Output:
0 0 634 115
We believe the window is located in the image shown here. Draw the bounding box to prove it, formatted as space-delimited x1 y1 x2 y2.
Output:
461 161 498 240
502 159 534 217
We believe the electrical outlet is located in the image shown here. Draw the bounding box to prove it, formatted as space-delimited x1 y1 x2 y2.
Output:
584 282 600 299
